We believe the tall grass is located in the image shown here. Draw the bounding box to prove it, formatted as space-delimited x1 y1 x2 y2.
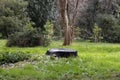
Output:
0 40 120 80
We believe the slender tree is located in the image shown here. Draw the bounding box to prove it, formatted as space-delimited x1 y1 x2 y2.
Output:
58 0 80 45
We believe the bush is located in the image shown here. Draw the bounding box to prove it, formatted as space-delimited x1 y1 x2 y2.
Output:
0 51 31 65
91 23 103 42
42 20 53 46
6 28 40 47
6 20 53 47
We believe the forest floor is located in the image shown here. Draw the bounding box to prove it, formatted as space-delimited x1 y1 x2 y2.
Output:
0 40 120 80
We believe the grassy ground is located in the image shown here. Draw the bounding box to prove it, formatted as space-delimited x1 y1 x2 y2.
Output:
0 40 120 80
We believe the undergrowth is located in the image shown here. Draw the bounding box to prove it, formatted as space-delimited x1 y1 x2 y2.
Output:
0 40 120 80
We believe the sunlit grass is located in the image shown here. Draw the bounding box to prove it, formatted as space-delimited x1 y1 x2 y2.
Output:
0 39 120 80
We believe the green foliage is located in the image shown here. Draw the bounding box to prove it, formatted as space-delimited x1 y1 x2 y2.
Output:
38 20 54 46
92 23 103 42
96 14 120 43
0 39 120 79
27 0 54 30
0 16 22 38
74 27 81 40
78 0 120 43
0 33 2 38
6 20 53 47
53 25 62 40
0 0 28 38
6 27 41 47
0 54 3 61
0 51 31 65
44 20 53 36
93 1 120 43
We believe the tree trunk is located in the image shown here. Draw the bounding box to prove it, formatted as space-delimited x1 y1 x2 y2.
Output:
58 0 72 46
58 0 80 46
63 9 73 45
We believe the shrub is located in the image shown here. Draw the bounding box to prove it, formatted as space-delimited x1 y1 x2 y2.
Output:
42 20 53 46
6 21 53 47
92 23 103 42
74 27 81 40
6 28 40 47
0 51 31 65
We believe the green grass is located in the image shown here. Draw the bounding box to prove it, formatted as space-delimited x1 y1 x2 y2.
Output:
0 39 120 80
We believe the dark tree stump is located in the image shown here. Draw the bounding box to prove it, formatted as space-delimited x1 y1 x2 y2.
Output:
46 48 78 58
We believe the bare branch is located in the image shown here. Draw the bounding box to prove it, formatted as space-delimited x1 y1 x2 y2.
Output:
72 0 80 25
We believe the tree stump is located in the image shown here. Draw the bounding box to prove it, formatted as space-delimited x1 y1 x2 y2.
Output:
46 48 78 58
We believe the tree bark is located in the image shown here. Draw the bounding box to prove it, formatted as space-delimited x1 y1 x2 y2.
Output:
58 0 72 45
58 0 80 46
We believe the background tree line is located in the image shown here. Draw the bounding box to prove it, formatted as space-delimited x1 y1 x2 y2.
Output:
52 0 120 43
0 0 120 47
